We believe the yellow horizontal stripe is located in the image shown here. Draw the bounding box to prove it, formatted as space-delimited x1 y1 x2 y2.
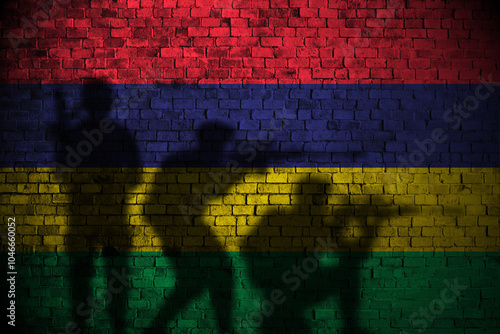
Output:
1 167 498 252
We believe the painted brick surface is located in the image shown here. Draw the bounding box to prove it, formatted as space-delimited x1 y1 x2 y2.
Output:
1 0 500 332
0 0 499 84
2 167 499 253
1 84 498 167
9 252 500 333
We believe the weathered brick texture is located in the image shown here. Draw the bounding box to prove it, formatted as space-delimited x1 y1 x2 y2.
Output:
1 0 499 332
11 252 500 333
1 85 498 167
1 0 499 83
2 167 498 252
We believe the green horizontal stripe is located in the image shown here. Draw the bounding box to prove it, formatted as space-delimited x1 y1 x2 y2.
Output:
8 251 500 333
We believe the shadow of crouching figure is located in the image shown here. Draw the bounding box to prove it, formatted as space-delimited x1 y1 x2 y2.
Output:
53 80 140 332
146 120 251 334
239 179 394 334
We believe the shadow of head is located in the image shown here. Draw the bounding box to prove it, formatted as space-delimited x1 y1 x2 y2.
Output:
195 120 235 153
79 78 114 121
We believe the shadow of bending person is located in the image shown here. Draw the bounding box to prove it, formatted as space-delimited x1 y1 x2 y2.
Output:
239 178 395 334
53 79 141 332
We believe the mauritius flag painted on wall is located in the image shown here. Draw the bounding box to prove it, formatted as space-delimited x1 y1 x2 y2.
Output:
0 0 500 333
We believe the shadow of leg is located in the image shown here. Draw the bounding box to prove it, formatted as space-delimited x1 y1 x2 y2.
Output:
72 254 98 329
211 260 234 334
337 256 374 334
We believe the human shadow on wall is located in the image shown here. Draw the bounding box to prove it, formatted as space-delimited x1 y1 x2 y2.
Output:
53 83 255 333
238 178 396 334
145 120 251 334
54 79 141 332
52 82 398 334
144 116 397 334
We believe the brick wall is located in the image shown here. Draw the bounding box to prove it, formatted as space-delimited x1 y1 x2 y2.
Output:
10 252 500 333
1 68 500 334
1 85 498 167
1 0 499 84
2 0 500 333
2 168 499 253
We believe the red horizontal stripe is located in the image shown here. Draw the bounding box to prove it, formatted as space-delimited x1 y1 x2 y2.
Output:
0 0 499 84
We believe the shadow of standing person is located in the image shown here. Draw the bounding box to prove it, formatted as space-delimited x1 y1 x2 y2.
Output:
146 119 253 334
53 79 141 332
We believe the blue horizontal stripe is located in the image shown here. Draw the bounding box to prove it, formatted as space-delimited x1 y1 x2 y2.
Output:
0 84 498 168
